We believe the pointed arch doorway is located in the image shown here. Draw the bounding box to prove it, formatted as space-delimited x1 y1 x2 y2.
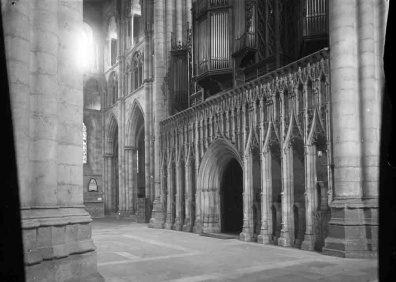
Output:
198 138 244 235
126 102 147 221
220 159 243 234
104 115 119 215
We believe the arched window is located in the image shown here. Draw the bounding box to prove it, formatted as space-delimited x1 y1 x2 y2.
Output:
83 123 87 164
131 52 143 92
84 78 101 110
108 16 118 66
133 15 141 45
79 23 94 71
107 72 118 106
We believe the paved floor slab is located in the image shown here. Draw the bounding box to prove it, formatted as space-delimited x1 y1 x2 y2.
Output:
93 218 378 282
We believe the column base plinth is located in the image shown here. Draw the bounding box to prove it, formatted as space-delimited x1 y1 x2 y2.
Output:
323 199 378 258
278 231 291 247
240 231 252 242
25 251 104 282
257 233 271 244
174 222 182 231
21 208 104 282
193 220 203 233
164 222 173 230
148 200 165 229
182 220 192 232
301 234 315 251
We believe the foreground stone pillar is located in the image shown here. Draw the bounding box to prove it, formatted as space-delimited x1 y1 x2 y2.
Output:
323 0 388 258
2 0 30 208
1 0 103 280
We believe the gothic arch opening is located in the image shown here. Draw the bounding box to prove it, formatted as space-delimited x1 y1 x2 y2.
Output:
251 146 261 239
220 159 243 234
107 16 118 66
105 115 119 215
126 102 146 219
198 139 243 234
112 127 119 214
291 137 306 248
270 142 282 244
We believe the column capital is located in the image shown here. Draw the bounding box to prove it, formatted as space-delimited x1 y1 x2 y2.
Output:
103 154 113 158
124 145 138 151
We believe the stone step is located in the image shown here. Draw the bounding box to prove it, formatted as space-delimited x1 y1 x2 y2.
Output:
200 233 239 240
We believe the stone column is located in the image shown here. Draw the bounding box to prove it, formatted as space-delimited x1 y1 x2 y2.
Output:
149 0 168 227
240 156 252 241
183 157 192 232
186 0 192 30
174 159 182 230
3 0 104 279
278 148 292 247
20 0 59 268
132 149 138 213
161 154 167 218
236 107 241 150
130 14 134 46
360 0 387 199
2 0 30 208
258 151 271 244
164 160 174 229
56 0 102 277
117 14 126 215
124 146 135 214
323 0 388 258
166 0 175 54
230 109 235 143
193 119 202 233
176 0 183 42
103 154 112 214
301 145 316 251
29 0 58 209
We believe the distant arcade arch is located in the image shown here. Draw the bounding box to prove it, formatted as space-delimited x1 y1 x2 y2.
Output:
105 115 119 214
126 101 146 213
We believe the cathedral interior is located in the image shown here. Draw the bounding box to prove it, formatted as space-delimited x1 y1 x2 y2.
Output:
1 0 394 281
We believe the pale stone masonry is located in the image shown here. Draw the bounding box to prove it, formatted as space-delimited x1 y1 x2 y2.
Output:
322 0 388 258
2 0 103 281
1 0 389 281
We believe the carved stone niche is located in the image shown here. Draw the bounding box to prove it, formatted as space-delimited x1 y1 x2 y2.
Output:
88 178 99 192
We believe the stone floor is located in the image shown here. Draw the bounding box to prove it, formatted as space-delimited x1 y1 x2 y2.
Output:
92 218 378 282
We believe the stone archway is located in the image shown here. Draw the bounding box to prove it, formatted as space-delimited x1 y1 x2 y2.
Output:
125 101 147 221
197 138 243 234
104 115 119 215
220 159 243 234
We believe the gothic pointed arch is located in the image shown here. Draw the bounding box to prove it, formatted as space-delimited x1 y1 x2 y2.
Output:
106 114 118 155
198 138 243 233
307 109 327 146
131 51 143 92
126 100 145 147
